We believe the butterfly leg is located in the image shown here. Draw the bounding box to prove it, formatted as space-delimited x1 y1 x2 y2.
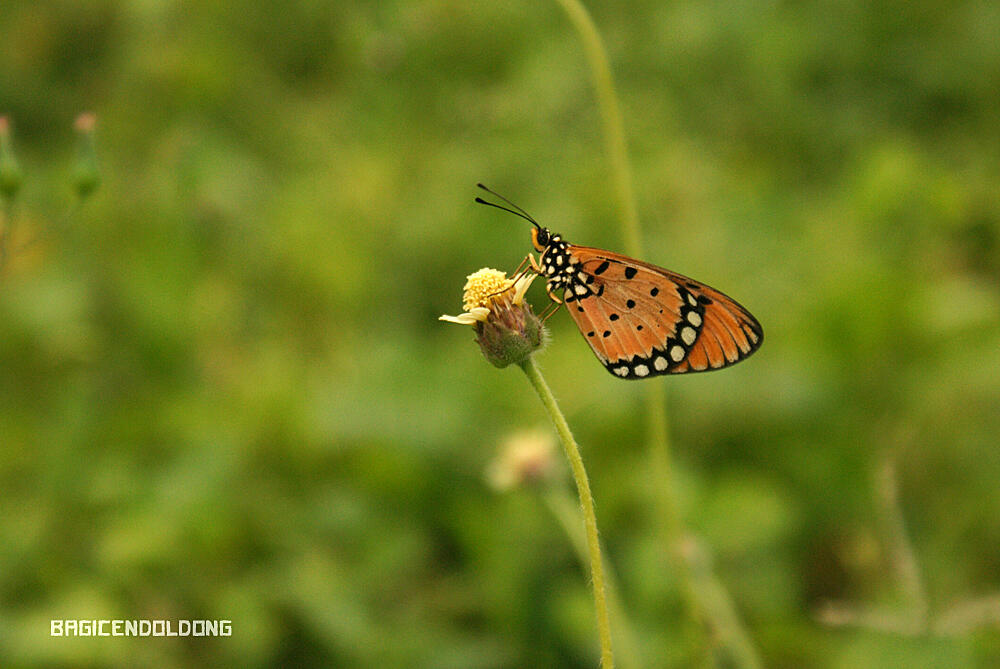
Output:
482 254 541 303
509 254 542 286
528 253 543 274
509 254 532 278
540 301 561 322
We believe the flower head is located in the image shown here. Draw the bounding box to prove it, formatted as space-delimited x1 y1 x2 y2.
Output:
440 268 543 368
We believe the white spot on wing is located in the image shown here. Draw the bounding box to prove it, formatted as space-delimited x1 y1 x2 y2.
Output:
634 364 649 377
574 284 587 295
613 366 629 377
670 345 685 362
681 326 697 345
654 356 668 371
688 311 702 327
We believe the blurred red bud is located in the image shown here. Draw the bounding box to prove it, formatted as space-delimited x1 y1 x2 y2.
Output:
72 112 100 200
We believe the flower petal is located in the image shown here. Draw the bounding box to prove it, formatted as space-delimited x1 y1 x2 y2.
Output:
467 307 490 321
511 272 537 306
439 307 490 325
439 313 476 325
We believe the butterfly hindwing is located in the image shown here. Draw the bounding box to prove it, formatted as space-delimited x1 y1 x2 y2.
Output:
563 246 763 378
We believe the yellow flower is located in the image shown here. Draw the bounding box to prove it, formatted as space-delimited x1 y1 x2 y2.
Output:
440 267 543 368
439 268 536 325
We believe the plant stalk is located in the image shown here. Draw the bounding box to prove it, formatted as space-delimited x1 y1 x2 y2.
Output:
519 355 614 668
545 488 640 669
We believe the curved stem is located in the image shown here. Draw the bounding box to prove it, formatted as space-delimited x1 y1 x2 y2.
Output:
545 488 640 669
519 356 614 668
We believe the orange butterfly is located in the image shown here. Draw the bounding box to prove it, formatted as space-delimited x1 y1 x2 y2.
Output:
476 185 763 379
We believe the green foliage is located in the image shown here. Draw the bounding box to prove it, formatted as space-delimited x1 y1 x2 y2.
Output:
0 0 998 666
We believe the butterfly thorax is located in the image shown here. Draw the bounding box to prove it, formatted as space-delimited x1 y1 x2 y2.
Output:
539 233 600 300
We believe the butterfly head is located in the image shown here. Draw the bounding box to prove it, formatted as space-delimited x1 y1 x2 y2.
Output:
530 226 553 252
474 184 566 276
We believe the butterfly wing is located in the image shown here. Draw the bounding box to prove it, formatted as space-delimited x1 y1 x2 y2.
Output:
561 245 763 378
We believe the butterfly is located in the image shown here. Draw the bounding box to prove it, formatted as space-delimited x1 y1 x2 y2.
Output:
476 184 763 379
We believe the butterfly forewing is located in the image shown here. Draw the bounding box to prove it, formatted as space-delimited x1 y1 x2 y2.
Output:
563 246 763 378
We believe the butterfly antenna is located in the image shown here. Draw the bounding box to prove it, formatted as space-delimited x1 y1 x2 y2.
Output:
475 184 541 228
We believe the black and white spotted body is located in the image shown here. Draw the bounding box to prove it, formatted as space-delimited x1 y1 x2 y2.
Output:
534 228 601 301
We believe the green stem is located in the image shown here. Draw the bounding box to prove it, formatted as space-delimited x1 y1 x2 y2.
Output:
877 455 929 629
545 488 640 669
645 383 681 538
0 200 12 273
554 2 764 666
681 537 764 669
551 0 683 546
552 0 642 256
519 356 614 669
552 0 682 533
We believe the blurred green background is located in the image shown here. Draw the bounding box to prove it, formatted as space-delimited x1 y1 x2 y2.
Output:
1 0 999 667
